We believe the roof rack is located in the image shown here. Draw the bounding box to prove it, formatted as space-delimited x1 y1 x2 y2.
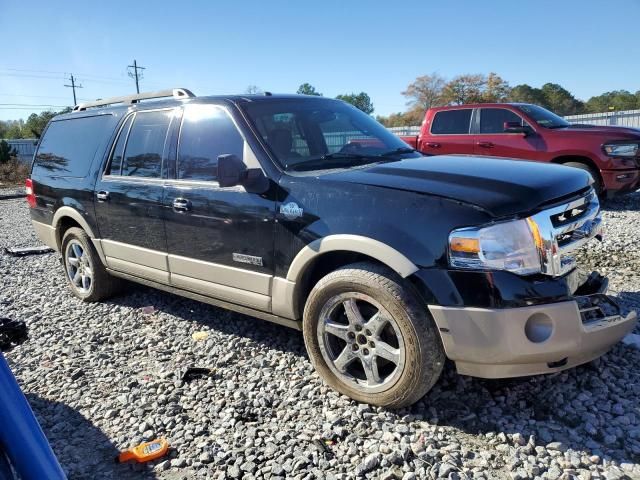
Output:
73 88 195 111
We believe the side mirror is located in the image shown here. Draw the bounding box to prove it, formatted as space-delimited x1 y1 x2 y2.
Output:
504 121 529 135
217 154 247 188
217 154 270 194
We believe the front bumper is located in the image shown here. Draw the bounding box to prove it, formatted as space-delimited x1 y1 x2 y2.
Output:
601 168 640 196
428 293 637 379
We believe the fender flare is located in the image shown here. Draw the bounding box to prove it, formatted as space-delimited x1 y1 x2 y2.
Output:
52 206 98 243
286 234 418 284
271 235 419 320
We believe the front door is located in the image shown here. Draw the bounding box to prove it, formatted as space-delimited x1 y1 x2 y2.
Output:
473 107 544 160
163 104 275 311
94 108 177 284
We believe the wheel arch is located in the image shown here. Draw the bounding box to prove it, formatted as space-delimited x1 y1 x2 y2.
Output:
272 235 418 320
551 154 602 177
52 207 106 263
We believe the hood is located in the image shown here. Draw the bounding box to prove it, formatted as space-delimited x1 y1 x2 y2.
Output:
555 124 640 139
321 155 592 218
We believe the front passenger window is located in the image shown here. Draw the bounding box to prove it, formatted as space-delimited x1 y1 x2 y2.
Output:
177 105 244 182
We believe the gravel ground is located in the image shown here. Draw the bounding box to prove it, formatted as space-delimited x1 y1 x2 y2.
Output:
1 188 640 480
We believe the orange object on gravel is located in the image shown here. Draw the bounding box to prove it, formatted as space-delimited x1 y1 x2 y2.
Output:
117 438 169 463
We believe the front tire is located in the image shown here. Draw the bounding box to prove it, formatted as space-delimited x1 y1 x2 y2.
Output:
61 227 120 302
303 262 445 408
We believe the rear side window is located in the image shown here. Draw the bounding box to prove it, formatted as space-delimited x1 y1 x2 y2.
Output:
430 109 472 135
118 110 172 178
107 115 134 175
480 108 526 134
34 115 111 177
177 105 244 182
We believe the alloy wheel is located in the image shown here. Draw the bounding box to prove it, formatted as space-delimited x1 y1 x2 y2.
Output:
65 240 92 294
316 292 405 394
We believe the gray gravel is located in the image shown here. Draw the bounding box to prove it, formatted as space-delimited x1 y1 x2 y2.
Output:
1 189 640 479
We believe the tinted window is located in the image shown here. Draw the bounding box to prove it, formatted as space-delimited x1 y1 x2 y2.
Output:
431 110 472 135
242 99 416 171
177 105 244 181
34 115 111 177
121 110 172 178
516 104 570 129
108 115 133 175
480 108 526 134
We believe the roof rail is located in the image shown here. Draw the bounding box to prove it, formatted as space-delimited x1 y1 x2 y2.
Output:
73 88 195 111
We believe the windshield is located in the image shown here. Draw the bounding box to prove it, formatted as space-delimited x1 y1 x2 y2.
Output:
241 98 420 171
515 104 570 129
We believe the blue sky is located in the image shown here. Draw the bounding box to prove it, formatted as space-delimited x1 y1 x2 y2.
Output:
1 0 639 121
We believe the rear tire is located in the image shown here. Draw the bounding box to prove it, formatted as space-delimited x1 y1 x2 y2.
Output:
303 262 445 408
61 227 121 302
563 162 603 196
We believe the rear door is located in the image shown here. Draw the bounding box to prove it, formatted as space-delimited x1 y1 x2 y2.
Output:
422 108 474 155
473 107 543 160
163 104 275 311
94 108 178 284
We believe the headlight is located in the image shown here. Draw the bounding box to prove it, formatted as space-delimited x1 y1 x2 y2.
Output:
449 218 542 275
603 143 639 157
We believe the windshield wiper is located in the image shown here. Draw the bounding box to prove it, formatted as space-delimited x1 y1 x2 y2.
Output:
378 147 416 157
286 153 388 172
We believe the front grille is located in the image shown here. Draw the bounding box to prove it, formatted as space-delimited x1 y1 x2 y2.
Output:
531 188 601 276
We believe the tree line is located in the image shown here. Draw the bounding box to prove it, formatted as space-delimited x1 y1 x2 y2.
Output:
0 108 70 140
376 72 640 127
2 77 639 138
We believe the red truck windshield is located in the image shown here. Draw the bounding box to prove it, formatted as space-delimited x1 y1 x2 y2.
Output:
516 104 571 129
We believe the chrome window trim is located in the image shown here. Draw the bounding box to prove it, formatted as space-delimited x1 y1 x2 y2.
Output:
102 106 176 180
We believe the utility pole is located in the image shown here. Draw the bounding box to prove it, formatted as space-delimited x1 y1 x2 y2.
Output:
64 74 83 106
127 59 146 94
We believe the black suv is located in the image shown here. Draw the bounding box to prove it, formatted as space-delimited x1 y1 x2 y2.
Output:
28 89 636 407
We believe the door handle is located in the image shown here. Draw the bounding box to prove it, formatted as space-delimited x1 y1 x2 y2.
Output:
172 198 191 212
425 142 441 148
96 191 110 202
477 141 494 148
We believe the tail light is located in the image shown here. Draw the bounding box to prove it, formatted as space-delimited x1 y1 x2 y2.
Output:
25 178 36 208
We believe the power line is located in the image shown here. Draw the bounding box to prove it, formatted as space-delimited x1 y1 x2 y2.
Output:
0 103 69 107
64 74 83 106
0 68 131 83
127 60 146 94
0 93 90 101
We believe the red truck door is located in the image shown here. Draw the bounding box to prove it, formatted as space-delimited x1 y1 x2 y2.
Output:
474 107 543 160
422 108 474 155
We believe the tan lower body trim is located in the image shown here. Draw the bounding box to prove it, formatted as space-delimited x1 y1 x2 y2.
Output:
107 257 169 284
101 239 169 271
171 273 270 311
271 277 298 319
107 268 301 330
31 220 58 251
168 254 271 295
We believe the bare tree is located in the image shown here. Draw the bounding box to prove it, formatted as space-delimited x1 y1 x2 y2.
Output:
441 74 487 105
245 85 263 94
402 73 446 110
483 73 511 102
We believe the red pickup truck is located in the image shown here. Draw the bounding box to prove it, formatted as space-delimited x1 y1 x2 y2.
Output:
401 103 640 196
